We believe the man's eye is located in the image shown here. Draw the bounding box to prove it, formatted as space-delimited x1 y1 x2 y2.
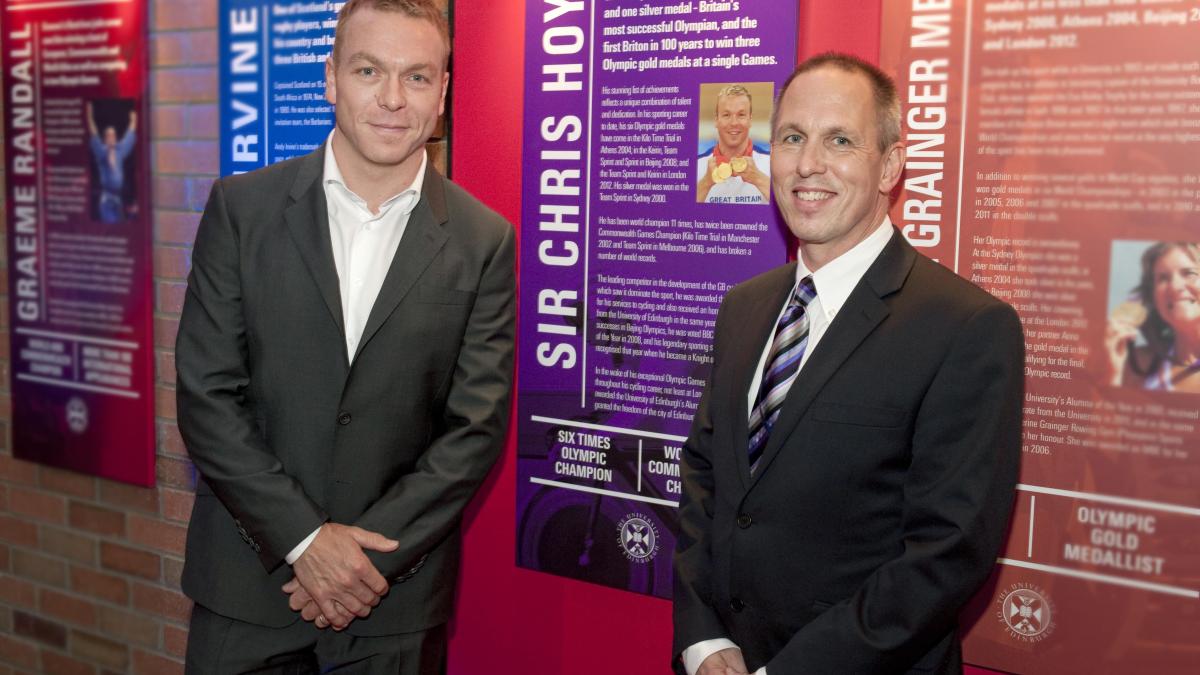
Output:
358 67 376 76
782 133 802 144
409 73 429 83
832 136 850 146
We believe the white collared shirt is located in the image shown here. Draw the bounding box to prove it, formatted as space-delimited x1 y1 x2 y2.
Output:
284 132 427 565
683 217 895 675
324 130 427 361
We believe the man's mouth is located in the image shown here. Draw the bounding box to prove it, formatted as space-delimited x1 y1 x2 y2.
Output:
792 189 834 202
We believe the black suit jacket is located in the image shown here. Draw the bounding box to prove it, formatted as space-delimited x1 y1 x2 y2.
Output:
176 146 515 635
673 231 1023 672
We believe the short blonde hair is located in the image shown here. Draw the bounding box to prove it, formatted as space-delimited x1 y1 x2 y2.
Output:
332 0 451 64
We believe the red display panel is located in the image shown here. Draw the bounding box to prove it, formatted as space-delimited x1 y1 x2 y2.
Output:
3 0 154 485
883 1 1198 673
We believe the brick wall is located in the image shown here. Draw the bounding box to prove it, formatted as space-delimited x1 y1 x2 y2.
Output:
0 1 448 672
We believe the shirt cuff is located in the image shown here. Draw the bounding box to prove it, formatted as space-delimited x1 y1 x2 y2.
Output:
285 525 322 565
682 638 740 675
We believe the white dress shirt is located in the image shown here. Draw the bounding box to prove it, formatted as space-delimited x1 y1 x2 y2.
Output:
285 131 427 565
683 218 895 675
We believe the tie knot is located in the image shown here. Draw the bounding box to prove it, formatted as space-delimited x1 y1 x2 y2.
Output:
792 276 817 308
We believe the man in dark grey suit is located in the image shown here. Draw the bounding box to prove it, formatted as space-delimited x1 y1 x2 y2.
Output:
176 1 513 672
673 53 1024 674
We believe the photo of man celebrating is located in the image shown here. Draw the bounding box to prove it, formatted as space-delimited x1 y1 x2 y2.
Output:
696 83 772 205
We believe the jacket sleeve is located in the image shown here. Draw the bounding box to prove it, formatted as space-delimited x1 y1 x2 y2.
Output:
175 179 327 571
355 222 516 579
672 298 737 670
769 301 1025 672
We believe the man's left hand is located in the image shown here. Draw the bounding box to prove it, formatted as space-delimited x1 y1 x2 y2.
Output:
736 160 770 201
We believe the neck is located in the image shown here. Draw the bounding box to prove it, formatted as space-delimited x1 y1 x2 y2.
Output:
1173 329 1200 364
330 133 422 214
717 138 749 158
797 207 888 273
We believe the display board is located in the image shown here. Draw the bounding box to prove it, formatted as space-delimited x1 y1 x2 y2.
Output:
882 1 1198 672
219 0 336 175
3 0 154 485
516 0 797 597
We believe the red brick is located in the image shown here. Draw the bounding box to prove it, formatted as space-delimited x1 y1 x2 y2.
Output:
98 480 159 514
128 515 187 556
162 624 187 658
0 515 37 547
154 210 201 245
185 104 220 140
0 543 9 571
0 453 38 485
0 483 6 510
152 175 189 210
0 634 38 670
155 384 178 420
69 567 128 605
153 246 192 280
0 575 37 608
8 486 66 524
153 0 216 31
160 490 194 523
156 140 220 175
67 502 125 537
154 68 218 104
133 649 184 675
39 467 96 499
152 31 218 67
156 422 188 459
39 589 97 628
39 528 96 565
161 557 185 589
69 630 128 671
155 456 197 491
97 606 158 647
156 351 178 388
156 280 189 315
11 549 66 587
132 582 191 623
39 650 95 675
151 105 186 139
13 610 67 648
100 542 160 581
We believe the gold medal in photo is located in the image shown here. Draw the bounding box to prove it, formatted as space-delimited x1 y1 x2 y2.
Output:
712 162 733 183
1111 301 1148 326
730 156 748 173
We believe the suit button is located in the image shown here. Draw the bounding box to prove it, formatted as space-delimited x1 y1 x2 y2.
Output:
337 412 351 425
729 598 745 613
736 514 752 528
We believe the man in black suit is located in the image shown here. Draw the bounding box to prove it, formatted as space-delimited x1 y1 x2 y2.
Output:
672 53 1024 674
176 1 514 672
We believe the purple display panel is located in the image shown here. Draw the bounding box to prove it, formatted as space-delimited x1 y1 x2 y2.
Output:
3 0 154 485
517 1 798 597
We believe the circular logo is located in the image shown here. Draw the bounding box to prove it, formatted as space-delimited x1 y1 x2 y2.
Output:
65 397 89 434
996 583 1055 642
617 513 659 563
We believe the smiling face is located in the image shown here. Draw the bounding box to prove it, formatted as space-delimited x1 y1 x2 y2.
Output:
1152 246 1200 331
324 8 448 183
770 66 903 269
715 93 752 155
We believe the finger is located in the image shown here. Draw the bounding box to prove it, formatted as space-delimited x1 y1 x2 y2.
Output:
316 596 351 628
289 592 308 612
314 614 329 629
341 588 375 617
333 591 369 619
361 567 390 597
282 578 299 593
301 602 321 622
347 527 399 553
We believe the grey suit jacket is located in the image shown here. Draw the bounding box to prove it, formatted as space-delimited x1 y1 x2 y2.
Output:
176 145 515 635
673 231 1024 672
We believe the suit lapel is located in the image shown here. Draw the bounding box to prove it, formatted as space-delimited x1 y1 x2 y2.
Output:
725 265 796 491
351 162 449 363
283 146 346 347
748 230 916 484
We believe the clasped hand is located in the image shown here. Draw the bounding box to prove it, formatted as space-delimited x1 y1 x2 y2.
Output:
281 523 399 630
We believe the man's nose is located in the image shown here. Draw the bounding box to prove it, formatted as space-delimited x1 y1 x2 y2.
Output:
795 143 825 177
377 77 406 110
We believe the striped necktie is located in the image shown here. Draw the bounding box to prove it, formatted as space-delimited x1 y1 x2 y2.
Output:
748 276 817 473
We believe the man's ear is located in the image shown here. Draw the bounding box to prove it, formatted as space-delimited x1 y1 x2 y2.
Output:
438 71 450 117
324 57 337 106
879 142 905 193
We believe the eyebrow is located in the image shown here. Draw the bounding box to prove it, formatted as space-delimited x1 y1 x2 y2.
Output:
345 52 437 74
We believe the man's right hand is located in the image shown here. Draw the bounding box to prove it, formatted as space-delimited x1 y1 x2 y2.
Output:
287 523 399 629
698 647 749 675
